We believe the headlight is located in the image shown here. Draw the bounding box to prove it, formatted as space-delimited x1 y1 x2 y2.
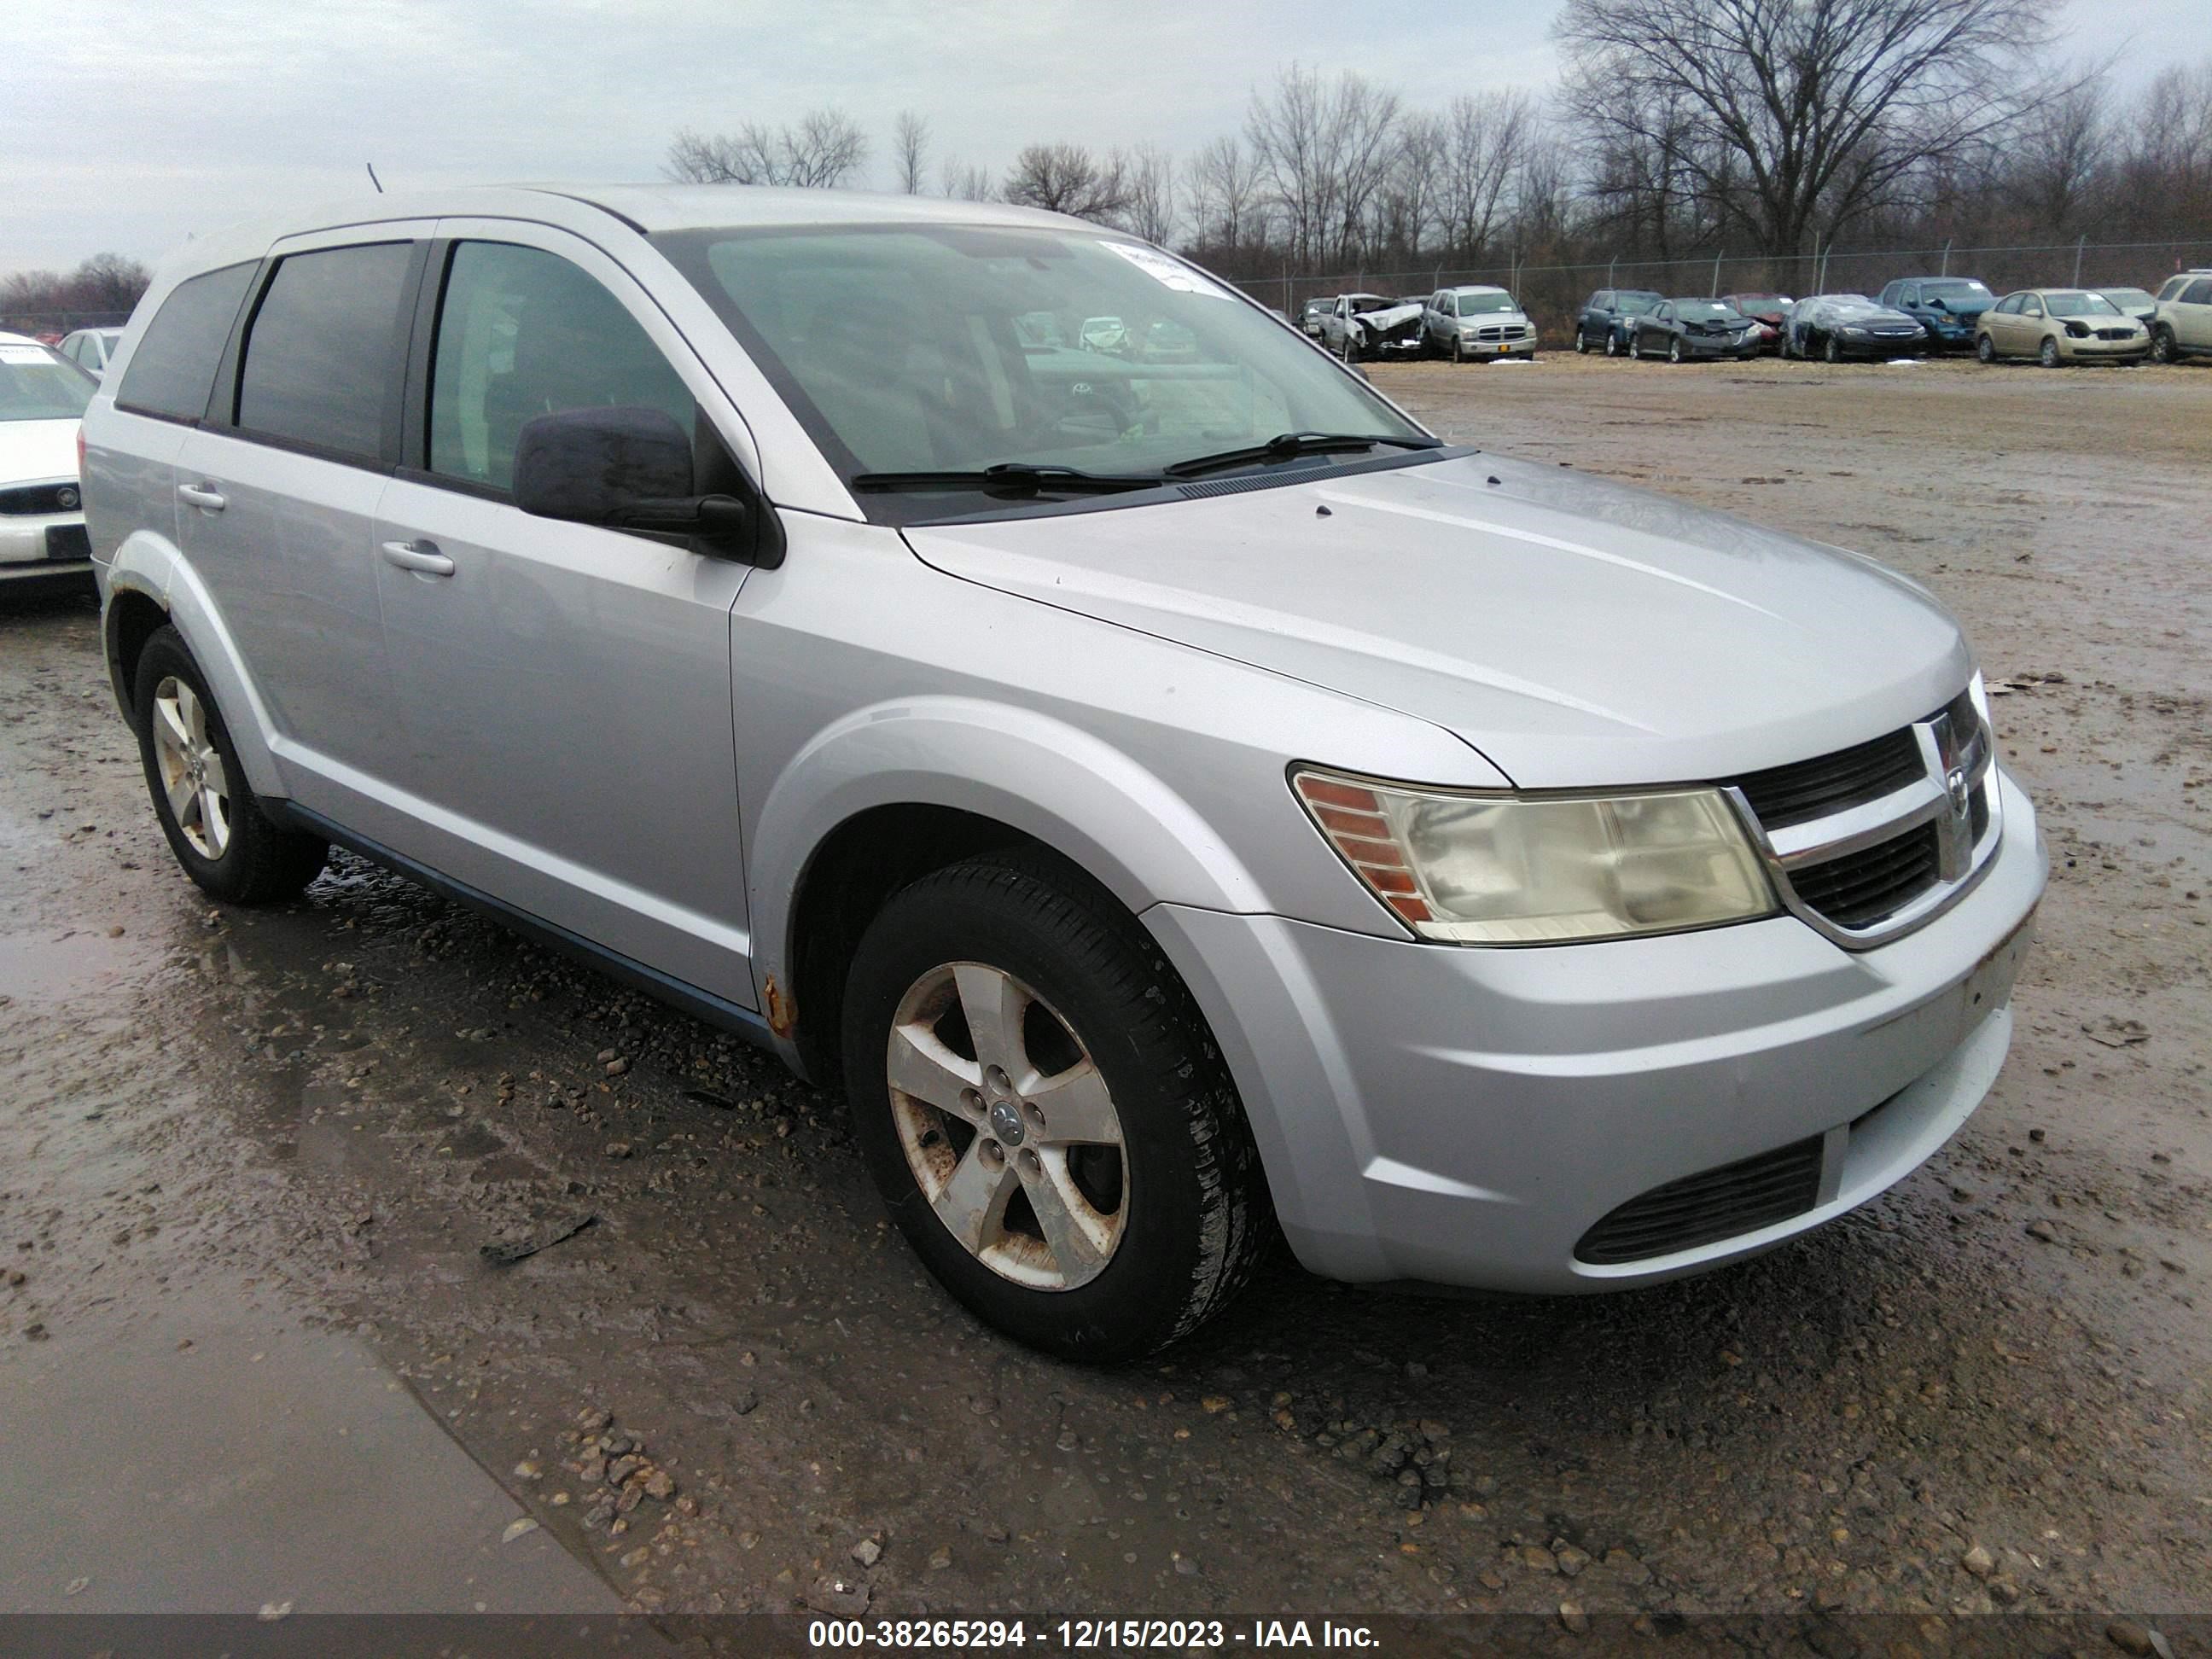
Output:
1292 770 1777 945
1842 325 1870 335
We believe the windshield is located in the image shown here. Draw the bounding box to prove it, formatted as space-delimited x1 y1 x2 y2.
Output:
1454 292 1518 316
1619 293 1661 315
0 343 95 422
2046 292 2122 317
1673 301 1739 323
2096 288 2153 308
1922 280 1991 299
1348 294 1397 314
661 225 1427 520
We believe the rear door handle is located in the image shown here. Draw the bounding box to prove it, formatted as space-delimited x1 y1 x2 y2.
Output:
380 538 455 578
177 482 226 511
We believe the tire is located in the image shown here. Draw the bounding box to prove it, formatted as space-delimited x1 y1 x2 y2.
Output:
1627 332 1642 360
1339 332 1356 364
1976 333 1995 364
2039 337 2060 369
131 626 328 905
1604 329 1620 358
1668 337 1685 364
1575 329 1589 354
1450 336 1464 364
1824 335 1842 364
2151 327 2175 364
841 856 1269 1361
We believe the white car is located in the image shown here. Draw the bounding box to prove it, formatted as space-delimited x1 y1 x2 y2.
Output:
60 327 126 379
1 331 96 591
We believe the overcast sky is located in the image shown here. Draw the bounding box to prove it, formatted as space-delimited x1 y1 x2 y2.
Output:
7 0 2209 277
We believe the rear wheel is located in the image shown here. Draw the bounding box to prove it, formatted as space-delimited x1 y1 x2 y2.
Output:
842 857 1269 1361
1575 329 1589 354
2039 336 2061 369
131 626 327 905
1976 333 1995 364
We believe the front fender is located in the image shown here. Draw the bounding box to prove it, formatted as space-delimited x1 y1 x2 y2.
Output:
748 695 1268 1010
103 529 285 799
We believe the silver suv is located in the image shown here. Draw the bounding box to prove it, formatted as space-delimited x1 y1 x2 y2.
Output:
82 187 2045 1359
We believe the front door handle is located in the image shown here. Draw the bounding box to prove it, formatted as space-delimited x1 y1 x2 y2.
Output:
380 538 455 578
177 482 226 511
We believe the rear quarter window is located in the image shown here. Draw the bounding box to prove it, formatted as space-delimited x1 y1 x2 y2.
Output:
235 242 416 463
2182 279 2212 306
113 262 257 422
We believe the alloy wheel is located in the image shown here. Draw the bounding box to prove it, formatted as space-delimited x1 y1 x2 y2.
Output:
885 961 1128 1291
150 675 231 859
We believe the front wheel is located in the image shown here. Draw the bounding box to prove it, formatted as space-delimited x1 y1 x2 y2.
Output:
1604 329 1620 358
1824 335 1842 364
2150 327 2175 364
2039 337 2061 369
1668 337 1685 364
842 857 1269 1360
1450 336 1464 364
131 626 328 905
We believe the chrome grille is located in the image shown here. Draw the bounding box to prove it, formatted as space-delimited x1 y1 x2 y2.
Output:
1726 684 2001 947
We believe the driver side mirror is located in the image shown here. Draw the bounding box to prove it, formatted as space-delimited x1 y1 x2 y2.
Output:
514 406 778 565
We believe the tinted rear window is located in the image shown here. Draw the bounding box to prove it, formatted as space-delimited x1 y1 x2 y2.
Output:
236 242 416 462
113 262 256 422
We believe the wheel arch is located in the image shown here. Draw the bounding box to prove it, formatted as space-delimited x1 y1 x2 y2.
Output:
103 531 284 796
749 697 1270 1086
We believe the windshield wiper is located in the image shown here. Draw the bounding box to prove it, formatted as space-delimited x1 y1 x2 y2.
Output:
853 463 1165 498
1163 430 1441 480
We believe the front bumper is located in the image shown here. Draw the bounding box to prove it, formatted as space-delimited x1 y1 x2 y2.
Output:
1 510 92 583
1680 335 1756 358
2057 335 2149 360
1458 335 1536 354
1146 768 2045 1292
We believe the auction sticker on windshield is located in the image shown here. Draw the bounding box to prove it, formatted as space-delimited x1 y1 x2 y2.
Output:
1099 241 1231 299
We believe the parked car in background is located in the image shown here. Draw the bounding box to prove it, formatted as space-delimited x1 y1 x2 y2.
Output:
2148 271 2212 362
1317 293 1425 362
59 328 126 378
1719 293 1793 352
2092 288 2158 331
1 331 96 593
80 184 2045 1360
1628 298 1760 363
1876 278 1994 352
1421 285 1538 362
1976 289 2148 366
1785 296 1926 361
1077 316 1133 358
1574 289 1662 355
1299 297 1335 338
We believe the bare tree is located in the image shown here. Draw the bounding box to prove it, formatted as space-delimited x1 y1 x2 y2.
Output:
1436 90 1535 259
666 108 870 189
1557 0 2073 273
892 110 929 195
1121 144 1178 244
1000 143 1133 221
1183 134 1265 250
1246 64 1403 268
2012 77 2110 234
938 155 998 201
0 253 153 332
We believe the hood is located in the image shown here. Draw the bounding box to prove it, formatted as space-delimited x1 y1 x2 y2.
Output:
1355 303 1424 333
0 418 80 487
904 454 1970 789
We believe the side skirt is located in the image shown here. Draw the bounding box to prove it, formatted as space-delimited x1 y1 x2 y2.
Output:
271 802 782 1054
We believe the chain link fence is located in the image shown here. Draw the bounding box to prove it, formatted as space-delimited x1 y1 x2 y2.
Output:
1237 239 2212 338
1 308 133 341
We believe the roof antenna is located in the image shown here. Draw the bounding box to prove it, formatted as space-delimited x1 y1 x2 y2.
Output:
365 162 384 194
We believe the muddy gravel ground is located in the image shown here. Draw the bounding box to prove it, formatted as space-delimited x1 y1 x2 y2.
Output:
2 352 2207 1629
